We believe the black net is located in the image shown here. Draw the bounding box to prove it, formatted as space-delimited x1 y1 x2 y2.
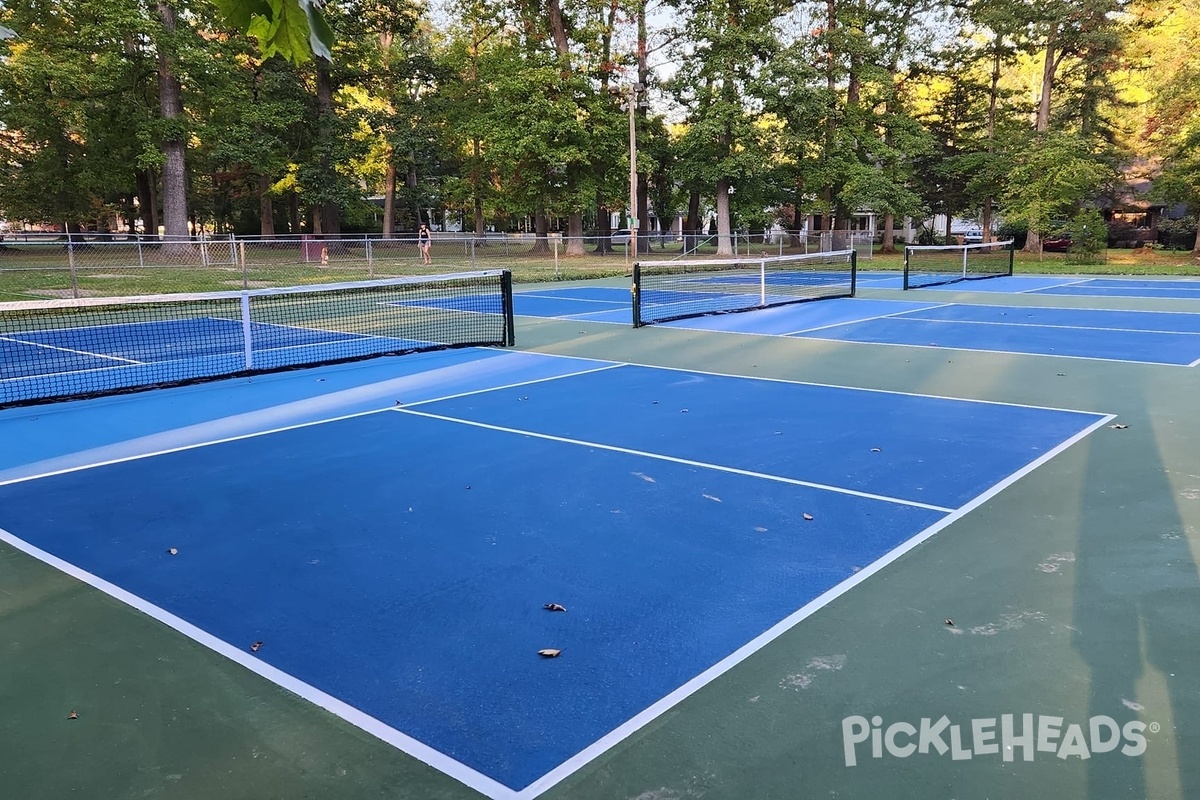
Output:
633 251 857 326
0 271 514 406
903 241 1014 289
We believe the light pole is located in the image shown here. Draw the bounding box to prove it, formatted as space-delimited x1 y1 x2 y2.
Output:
627 82 642 266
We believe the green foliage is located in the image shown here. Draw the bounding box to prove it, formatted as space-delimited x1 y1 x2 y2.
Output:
1002 132 1113 235
212 0 334 64
1065 207 1107 264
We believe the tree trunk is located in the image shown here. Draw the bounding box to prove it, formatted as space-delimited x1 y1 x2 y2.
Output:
1026 27 1057 255
530 207 551 254
288 191 300 234
565 212 585 256
259 175 275 237
685 189 701 254
716 178 733 256
156 2 188 249
315 57 341 236
882 212 895 253
383 158 397 238
1193 214 1200 256
136 170 156 237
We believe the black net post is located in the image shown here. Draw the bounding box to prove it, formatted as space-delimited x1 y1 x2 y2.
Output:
850 249 858 296
903 247 912 290
1007 242 1015 276
501 269 516 346
631 262 642 328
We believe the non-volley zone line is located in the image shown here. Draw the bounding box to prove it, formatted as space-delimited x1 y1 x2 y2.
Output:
0 360 1110 798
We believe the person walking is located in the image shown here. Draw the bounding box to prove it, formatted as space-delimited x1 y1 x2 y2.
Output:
417 224 432 265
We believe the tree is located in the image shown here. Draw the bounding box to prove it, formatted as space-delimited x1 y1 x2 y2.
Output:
212 0 334 64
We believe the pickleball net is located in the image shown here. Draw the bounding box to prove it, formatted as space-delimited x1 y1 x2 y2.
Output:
0 270 515 406
632 250 857 326
903 240 1015 289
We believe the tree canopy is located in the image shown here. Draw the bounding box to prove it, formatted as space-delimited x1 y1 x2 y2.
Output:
0 0 1195 252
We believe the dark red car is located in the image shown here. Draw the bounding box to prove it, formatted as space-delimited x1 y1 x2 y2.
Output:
1042 235 1072 252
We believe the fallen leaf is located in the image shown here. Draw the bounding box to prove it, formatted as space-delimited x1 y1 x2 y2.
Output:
67 710 78 720
538 649 561 658
544 603 567 612
167 548 178 556
395 400 403 406
681 408 689 413
1056 373 1066 377
251 641 263 652
803 513 814 521
945 619 954 626
870 447 881 452
1109 424 1129 430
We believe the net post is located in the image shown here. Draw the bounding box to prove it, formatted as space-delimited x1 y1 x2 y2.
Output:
631 261 642 327
902 247 910 290
500 269 516 346
240 293 253 370
962 245 968 278
1007 240 1015 276
67 233 79 299
759 258 767 306
850 249 858 296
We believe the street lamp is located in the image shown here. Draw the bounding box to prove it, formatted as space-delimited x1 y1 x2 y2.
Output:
626 82 644 265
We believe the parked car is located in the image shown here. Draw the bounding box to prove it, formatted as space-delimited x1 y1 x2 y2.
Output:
1042 235 1072 252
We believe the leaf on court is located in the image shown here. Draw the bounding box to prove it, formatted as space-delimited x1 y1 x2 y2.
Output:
870 447 881 452
774 431 783 435
395 400 403 406
466 485 471 489
945 619 954 626
652 400 659 405
167 548 178 555
681 408 689 413
1109 424 1129 430
544 603 567 612
1057 373 1066 377
754 526 768 533
67 710 78 720
538 649 561 658
703 494 722 503
250 641 263 652
803 513 814 521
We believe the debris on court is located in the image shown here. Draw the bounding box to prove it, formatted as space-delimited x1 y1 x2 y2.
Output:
945 619 954 626
681 408 689 413
167 548 178 555
538 649 561 658
250 641 263 652
870 447 881 452
703 494 722 503
544 603 567 612
803 513 814 521
67 710 78 720
1109 423 1129 429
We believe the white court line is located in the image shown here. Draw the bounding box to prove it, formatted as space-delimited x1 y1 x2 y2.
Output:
782 303 953 335
396 407 952 513
0 334 145 365
512 410 1117 799
0 356 1115 799
0 363 624 488
560 307 630 320
883 315 1200 336
0 524 519 800
788 332 1190 367
399 363 625 408
515 292 627 305
1016 278 1092 294
517 350 1115 415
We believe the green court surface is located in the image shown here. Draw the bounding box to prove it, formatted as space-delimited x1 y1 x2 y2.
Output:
1 276 1198 800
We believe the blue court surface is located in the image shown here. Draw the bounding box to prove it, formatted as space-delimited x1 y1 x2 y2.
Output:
883 274 1200 297
516 287 1200 365
0 349 1111 797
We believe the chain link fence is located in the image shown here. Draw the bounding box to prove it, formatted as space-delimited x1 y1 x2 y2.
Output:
0 230 876 300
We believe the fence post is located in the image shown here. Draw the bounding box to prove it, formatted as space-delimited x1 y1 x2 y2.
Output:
366 238 374 280
137 236 145 269
240 241 248 289
228 233 237 267
471 237 477 270
67 231 79 299
554 237 560 280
